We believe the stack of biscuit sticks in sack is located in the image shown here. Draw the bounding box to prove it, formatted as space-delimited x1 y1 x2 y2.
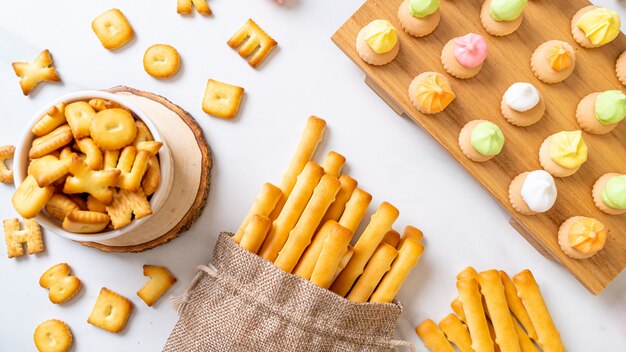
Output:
417 266 565 352
232 116 424 303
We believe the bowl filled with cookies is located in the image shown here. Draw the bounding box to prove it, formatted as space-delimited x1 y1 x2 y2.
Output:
12 91 173 242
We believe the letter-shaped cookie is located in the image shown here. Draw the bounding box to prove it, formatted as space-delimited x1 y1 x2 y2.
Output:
177 0 211 15
88 287 133 333
28 124 74 159
12 175 55 219
3 218 44 258
115 141 162 191
137 265 177 307
65 101 96 139
105 188 152 229
64 155 120 204
28 154 72 187
0 145 15 184
227 19 277 68
34 319 73 352
39 263 82 304
32 103 66 136
12 49 60 95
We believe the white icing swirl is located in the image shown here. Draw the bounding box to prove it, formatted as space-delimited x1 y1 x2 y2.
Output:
521 170 557 213
504 82 540 112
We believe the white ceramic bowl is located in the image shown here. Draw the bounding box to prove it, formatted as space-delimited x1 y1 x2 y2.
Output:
13 91 174 242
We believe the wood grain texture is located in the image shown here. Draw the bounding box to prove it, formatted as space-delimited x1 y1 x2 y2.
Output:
80 86 212 253
333 0 625 294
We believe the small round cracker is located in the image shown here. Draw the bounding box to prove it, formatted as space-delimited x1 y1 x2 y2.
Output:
90 108 137 150
34 319 73 352
143 44 180 79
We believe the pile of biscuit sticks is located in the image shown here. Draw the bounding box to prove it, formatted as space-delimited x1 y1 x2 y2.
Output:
233 116 424 303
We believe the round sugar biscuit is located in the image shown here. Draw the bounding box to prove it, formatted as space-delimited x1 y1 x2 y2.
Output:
143 44 180 79
616 51 626 86
575 92 618 135
458 120 496 162
34 319 73 352
356 26 400 66
480 0 524 37
592 173 626 215
538 136 580 177
397 0 440 38
531 40 576 84
90 109 137 150
441 38 482 79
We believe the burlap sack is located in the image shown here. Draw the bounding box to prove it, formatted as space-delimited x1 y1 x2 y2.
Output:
164 232 415 352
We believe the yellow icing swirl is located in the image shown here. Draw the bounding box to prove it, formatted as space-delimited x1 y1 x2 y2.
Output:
577 8 620 46
549 130 588 169
548 45 572 71
568 217 606 255
414 73 455 113
362 20 398 54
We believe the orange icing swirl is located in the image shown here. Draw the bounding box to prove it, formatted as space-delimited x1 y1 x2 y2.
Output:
415 73 456 113
568 217 606 255
548 45 572 72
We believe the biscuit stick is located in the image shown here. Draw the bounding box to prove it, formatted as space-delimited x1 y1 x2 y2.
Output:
318 175 357 229
416 319 455 352
338 188 372 232
233 183 282 243
439 313 473 352
499 271 537 341
293 220 338 280
513 270 565 352
239 215 272 254
274 175 341 272
478 270 521 352
259 162 324 262
320 151 346 178
270 117 326 220
457 278 495 352
309 222 352 289
331 202 399 296
370 237 422 303
382 229 401 247
454 296 532 352
398 225 423 250
333 246 354 281
346 243 397 302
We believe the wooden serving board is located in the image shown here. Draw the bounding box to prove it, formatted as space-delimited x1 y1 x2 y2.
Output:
80 86 212 253
332 0 626 294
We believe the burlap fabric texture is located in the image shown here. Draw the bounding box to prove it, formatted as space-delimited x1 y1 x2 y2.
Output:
164 232 415 352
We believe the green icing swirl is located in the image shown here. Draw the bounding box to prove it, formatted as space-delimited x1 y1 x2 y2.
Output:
602 175 626 209
595 90 626 126
489 0 527 22
470 121 505 156
409 0 439 18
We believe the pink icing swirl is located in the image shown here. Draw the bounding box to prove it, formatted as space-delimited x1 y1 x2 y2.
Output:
453 33 488 68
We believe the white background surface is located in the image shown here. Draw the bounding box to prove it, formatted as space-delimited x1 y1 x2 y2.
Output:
0 0 625 351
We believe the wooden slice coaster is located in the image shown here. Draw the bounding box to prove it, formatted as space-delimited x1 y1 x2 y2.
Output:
80 86 212 253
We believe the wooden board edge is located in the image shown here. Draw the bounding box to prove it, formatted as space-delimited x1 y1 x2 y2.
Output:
79 86 213 253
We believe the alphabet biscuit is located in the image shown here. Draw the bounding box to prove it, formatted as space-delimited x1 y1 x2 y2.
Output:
90 108 137 150
65 101 96 139
45 194 79 222
34 319 72 352
28 155 71 187
63 155 120 204
92 9 134 50
29 124 74 159
177 0 212 15
40 263 82 304
143 44 180 79
227 19 277 68
0 145 15 183
32 103 66 136
62 210 110 233
88 287 133 333
13 175 55 219
202 79 245 119
12 49 60 95
3 218 44 258
137 265 177 307
105 188 152 229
